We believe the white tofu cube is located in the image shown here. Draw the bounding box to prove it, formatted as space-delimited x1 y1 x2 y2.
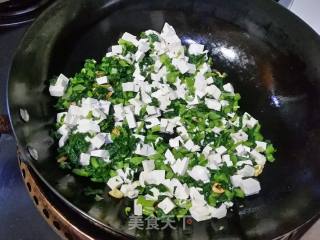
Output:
157 197 175 214
222 154 233 167
174 183 189 200
231 130 248 143
164 149 176 165
205 98 222 111
134 199 143 216
79 153 91 166
172 58 189 74
146 105 157 115
111 45 122 54
250 149 267 165
202 145 212 158
171 157 189 175
223 83 234 93
90 133 106 149
189 205 211 222
142 160 155 172
135 51 145 62
77 119 100 133
99 100 111 115
138 39 150 53
135 143 156 156
188 166 210 183
216 145 227 155
145 170 166 185
145 117 160 129
188 43 205 55
125 111 136 129
56 74 69 87
255 141 267 152
107 175 124 189
240 178 261 196
169 136 183 148
206 85 221 100
230 174 243 187
96 76 108 85
236 144 251 156
212 127 222 134
90 150 110 161
121 32 138 46
122 82 138 92
209 204 227 219
59 134 69 147
49 85 65 97
237 165 255 177
206 77 214 85
58 124 70 136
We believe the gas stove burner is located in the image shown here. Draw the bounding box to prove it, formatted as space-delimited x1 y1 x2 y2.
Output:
0 0 51 28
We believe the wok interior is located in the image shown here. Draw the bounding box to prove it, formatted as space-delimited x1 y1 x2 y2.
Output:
8 0 320 239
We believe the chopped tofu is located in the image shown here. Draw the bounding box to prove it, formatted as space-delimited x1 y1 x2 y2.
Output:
206 84 221 100
240 178 261 196
188 166 210 183
135 143 156 156
223 83 234 93
96 76 108 85
77 119 100 133
236 144 251 156
208 153 222 166
99 100 111 115
209 204 227 219
107 175 124 189
138 39 150 53
237 165 255 177
122 82 138 92
79 153 90 166
174 183 189 200
230 175 243 187
202 145 212 158
250 149 267 165
243 112 258 129
125 110 136 129
134 199 142 216
90 133 106 149
169 136 183 148
255 141 267 152
216 145 227 155
158 197 175 214
49 74 69 97
205 98 222 111
90 150 110 160
164 149 176 165
144 170 166 185
188 43 205 55
231 130 248 143
171 157 189 175
142 160 155 172
189 205 211 222
121 32 139 46
172 58 189 74
222 154 233 167
111 45 122 54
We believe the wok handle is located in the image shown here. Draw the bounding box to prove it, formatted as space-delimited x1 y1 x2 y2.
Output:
0 114 11 134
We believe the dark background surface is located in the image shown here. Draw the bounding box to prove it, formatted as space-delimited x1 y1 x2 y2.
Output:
0 26 59 240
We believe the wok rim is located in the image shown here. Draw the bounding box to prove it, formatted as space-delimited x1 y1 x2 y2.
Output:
7 0 320 238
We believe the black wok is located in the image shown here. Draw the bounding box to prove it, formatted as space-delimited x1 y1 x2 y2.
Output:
3 0 320 239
